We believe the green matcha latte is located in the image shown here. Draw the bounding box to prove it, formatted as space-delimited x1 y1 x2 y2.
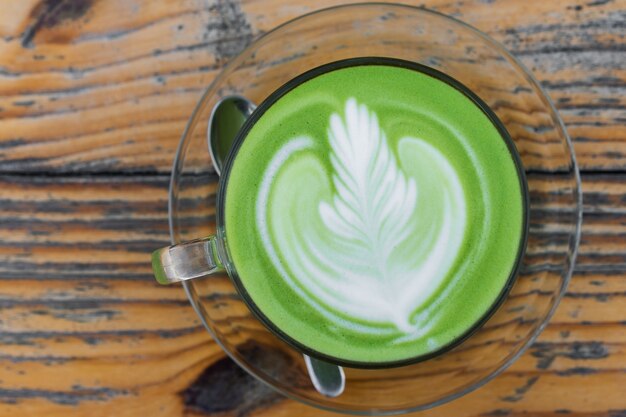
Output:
222 58 527 366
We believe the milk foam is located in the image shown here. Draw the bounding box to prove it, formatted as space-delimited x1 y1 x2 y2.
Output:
256 98 467 336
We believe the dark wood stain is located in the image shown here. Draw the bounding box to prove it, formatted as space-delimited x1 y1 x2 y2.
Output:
0 386 128 405
12 100 35 107
208 0 253 61
586 0 613 6
500 376 540 402
555 367 599 376
182 343 285 416
22 0 95 47
482 409 512 416
0 326 202 344
531 341 610 369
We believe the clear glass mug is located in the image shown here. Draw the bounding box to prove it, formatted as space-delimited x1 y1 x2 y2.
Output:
152 4 581 414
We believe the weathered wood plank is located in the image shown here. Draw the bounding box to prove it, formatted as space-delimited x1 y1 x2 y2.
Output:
0 0 623 173
0 171 622 416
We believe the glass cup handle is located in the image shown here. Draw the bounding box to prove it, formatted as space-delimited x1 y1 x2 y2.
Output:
151 236 224 284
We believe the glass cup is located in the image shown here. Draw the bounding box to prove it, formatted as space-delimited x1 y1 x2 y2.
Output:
153 4 581 414
154 54 531 367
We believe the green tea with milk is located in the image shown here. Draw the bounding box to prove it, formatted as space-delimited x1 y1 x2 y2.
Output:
223 58 526 366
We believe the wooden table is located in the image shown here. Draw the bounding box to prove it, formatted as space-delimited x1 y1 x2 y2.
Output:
0 0 623 416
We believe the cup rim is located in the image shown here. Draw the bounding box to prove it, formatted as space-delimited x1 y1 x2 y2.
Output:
215 56 531 369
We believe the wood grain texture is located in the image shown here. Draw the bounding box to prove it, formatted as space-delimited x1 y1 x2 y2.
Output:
0 173 623 415
0 0 623 416
0 0 624 173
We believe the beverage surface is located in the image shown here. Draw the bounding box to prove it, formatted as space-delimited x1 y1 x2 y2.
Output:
224 59 526 365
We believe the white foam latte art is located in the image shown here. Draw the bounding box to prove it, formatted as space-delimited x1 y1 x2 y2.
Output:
256 98 467 337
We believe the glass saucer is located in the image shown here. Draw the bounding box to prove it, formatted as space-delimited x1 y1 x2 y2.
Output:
168 3 581 414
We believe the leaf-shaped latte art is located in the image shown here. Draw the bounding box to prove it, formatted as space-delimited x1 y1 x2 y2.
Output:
257 98 467 336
